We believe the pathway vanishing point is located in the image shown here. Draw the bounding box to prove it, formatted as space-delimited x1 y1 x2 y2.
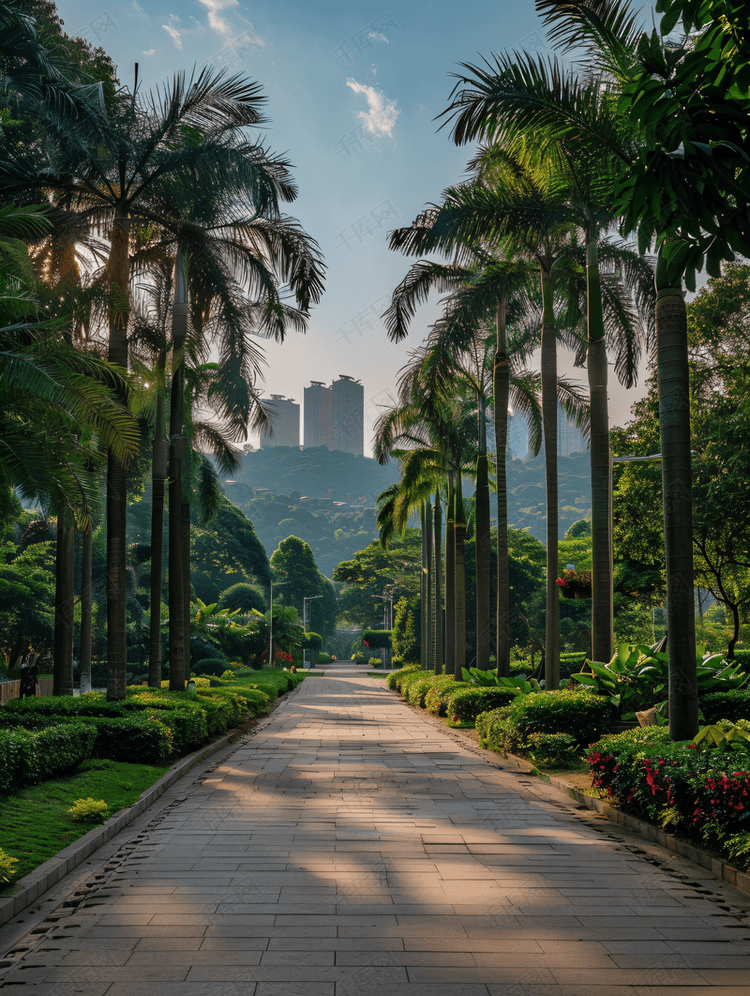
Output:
2 666 750 995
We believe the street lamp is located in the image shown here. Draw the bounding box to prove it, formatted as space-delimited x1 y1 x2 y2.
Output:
372 593 394 668
303 595 322 669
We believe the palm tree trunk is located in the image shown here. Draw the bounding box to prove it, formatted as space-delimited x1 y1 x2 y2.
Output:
425 500 433 672
168 295 188 690
454 471 467 676
540 263 560 689
433 493 443 672
475 393 491 671
181 498 192 678
655 250 698 739
494 300 511 678
53 506 75 696
106 212 130 701
420 501 428 670
445 473 456 676
586 234 614 663
80 524 93 693
149 349 168 687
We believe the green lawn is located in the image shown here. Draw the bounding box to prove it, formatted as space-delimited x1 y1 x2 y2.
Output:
0 758 168 884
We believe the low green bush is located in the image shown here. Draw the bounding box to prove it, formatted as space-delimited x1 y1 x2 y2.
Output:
476 707 512 751
0 848 19 883
504 689 616 752
386 663 422 692
67 798 109 823
700 689 750 724
193 658 230 678
0 723 97 793
424 676 457 715
447 686 518 723
524 732 580 768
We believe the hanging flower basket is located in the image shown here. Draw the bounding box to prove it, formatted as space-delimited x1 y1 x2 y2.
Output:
556 569 592 600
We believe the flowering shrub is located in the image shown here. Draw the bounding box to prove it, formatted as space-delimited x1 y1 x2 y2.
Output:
587 722 750 864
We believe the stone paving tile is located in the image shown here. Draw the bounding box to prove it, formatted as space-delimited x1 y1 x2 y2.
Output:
2 670 750 996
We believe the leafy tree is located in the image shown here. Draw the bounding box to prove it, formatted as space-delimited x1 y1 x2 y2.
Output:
190 494 270 605
218 582 267 615
0 537 54 669
334 531 421 629
270 535 337 639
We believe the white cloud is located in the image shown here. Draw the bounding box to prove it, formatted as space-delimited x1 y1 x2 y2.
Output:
346 79 399 138
368 31 388 43
162 23 182 48
142 48 155 55
198 0 238 37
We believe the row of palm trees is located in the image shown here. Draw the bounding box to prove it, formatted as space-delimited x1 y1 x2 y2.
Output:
0 0 325 697
376 0 731 739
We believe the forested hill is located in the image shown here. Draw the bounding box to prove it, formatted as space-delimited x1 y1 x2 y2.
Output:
220 446 592 578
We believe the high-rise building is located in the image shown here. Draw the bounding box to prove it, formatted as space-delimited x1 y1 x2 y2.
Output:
557 402 586 456
303 381 332 449
331 374 364 456
259 394 300 448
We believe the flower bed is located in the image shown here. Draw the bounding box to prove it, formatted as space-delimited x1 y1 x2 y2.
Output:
587 724 750 868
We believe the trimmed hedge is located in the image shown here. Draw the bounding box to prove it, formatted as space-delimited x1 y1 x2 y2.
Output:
476 707 513 752
386 663 422 692
0 723 97 793
700 689 750 724
503 690 615 750
424 676 457 715
446 687 518 723
363 629 392 650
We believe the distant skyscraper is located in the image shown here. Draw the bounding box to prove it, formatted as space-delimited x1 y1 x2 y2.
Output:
507 411 529 459
304 381 333 449
331 375 364 456
259 394 300 448
557 402 586 456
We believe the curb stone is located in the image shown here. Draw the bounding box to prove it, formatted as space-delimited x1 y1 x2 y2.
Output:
0 682 300 930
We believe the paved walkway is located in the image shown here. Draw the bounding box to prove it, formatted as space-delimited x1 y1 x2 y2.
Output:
2 668 750 995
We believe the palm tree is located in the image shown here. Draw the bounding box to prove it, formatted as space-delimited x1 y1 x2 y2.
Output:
2 67 325 698
527 0 715 735
438 47 655 665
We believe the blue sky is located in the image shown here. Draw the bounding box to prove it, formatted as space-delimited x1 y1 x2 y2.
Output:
56 0 650 455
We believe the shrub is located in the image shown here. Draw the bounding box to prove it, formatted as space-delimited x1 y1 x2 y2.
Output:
0 723 97 793
476 707 512 751
524 732 580 768
447 687 518 723
586 725 750 856
194 658 231 677
504 689 616 752
386 663 422 691
700 689 750 724
367 656 383 668
404 674 440 708
86 715 174 765
0 848 19 884
67 798 109 823
424 676 457 715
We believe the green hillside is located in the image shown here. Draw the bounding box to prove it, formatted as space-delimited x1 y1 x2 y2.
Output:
220 446 592 577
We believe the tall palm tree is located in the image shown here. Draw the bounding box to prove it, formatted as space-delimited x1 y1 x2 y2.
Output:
527 0 715 735
438 47 655 664
376 357 496 675
3 67 325 698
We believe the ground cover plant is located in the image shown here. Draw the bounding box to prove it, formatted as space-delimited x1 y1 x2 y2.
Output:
0 759 169 883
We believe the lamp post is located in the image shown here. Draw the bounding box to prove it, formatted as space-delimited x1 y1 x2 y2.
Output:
372 593 394 668
303 595 322 669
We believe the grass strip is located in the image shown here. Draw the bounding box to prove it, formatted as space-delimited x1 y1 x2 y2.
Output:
0 758 168 883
